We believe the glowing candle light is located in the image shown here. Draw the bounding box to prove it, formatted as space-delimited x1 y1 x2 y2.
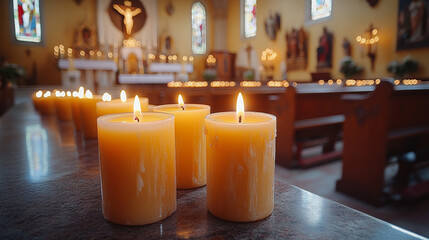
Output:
154 95 210 189
54 90 73 121
96 90 148 117
80 90 102 139
32 90 43 111
97 98 176 225
205 93 276 222
39 91 56 115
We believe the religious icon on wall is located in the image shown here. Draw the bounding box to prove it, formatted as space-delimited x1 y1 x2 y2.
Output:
286 27 307 70
317 27 333 69
264 12 281 40
396 0 429 50
108 0 147 39
73 23 97 50
11 0 42 43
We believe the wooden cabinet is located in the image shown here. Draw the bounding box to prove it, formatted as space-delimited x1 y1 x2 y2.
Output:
210 51 236 80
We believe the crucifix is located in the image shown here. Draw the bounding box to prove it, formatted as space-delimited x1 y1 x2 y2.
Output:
113 0 141 38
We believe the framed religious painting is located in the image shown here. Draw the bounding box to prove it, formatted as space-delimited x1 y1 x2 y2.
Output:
396 0 429 50
9 0 45 45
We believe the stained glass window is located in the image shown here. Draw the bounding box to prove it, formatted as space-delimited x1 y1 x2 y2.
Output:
13 0 42 43
244 0 257 38
311 0 332 21
191 2 206 54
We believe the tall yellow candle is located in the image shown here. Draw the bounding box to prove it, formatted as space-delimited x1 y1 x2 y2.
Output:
39 91 56 115
96 90 149 117
32 90 43 111
80 90 102 139
71 88 83 131
54 91 73 121
97 96 176 225
205 93 276 222
154 95 210 189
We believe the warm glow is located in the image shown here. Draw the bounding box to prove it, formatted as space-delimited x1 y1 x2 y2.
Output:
78 87 84 99
182 56 188 61
189 56 194 62
236 92 244 123
72 91 78 97
36 91 43 98
133 95 142 122
178 94 185 110
318 80 324 85
85 90 93 99
43 91 51 98
102 92 112 102
66 91 71 97
120 90 127 103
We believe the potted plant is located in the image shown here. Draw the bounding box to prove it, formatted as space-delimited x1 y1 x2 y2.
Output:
339 56 363 79
0 62 25 89
387 55 419 79
202 68 217 82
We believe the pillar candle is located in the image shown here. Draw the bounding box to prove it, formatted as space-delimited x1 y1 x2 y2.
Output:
80 90 102 139
97 111 176 225
54 91 73 121
32 90 43 111
71 89 83 131
96 98 149 117
154 102 210 189
205 94 276 222
39 91 56 115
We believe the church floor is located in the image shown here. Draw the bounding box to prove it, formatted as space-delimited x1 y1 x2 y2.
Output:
275 160 429 238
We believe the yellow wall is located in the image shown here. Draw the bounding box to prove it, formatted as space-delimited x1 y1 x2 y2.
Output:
157 0 214 79
227 0 429 81
0 0 97 85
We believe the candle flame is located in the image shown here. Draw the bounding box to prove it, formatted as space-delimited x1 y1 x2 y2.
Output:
55 91 61 97
236 92 244 123
78 87 84 99
178 94 185 110
120 90 127 103
43 91 51 98
66 91 71 97
36 90 42 98
133 95 142 122
61 91 66 97
102 92 112 102
85 90 93 99
72 91 78 97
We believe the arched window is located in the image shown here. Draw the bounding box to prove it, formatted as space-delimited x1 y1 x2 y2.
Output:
242 0 257 38
311 0 332 21
191 2 206 54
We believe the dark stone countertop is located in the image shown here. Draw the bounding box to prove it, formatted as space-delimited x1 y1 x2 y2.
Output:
0 102 426 240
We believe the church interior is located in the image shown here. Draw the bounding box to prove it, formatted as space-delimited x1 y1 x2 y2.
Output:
1 0 429 238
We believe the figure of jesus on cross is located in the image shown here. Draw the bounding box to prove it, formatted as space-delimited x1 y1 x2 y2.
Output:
113 0 141 38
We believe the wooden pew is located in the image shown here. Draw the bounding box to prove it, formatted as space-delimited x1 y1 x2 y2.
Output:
336 81 429 206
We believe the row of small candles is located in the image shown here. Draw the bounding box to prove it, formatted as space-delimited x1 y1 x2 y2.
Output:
166 79 422 88
31 88 276 225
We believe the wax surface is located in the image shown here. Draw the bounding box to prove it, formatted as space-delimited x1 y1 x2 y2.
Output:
39 96 56 115
98 112 176 225
54 97 73 121
154 104 210 189
80 96 102 139
31 94 42 111
96 98 149 117
205 111 276 222
71 98 82 131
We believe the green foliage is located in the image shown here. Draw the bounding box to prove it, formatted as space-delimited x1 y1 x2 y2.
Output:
339 57 363 79
387 56 419 79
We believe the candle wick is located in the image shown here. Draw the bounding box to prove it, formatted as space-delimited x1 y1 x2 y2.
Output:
134 116 140 122
181 106 185 110
239 115 242 123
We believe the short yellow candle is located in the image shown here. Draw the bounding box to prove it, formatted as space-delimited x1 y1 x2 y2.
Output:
154 95 210 189
32 90 43 111
39 91 56 115
54 91 73 121
80 90 102 139
96 90 149 117
71 88 83 131
97 96 176 225
205 93 276 222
